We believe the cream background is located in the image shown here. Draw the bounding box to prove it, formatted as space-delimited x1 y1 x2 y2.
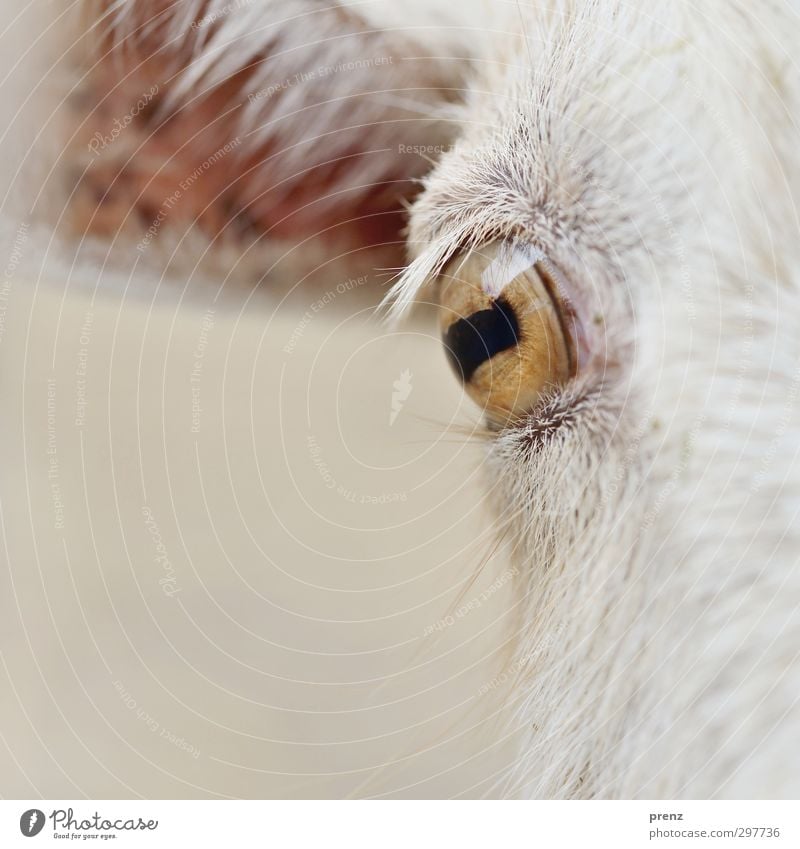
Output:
0 271 519 798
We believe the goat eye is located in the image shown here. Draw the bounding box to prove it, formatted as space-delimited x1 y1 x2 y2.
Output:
438 242 575 425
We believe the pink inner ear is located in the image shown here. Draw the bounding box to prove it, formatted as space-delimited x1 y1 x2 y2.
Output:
69 1 458 262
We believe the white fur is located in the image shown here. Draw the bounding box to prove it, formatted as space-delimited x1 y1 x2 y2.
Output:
391 0 800 798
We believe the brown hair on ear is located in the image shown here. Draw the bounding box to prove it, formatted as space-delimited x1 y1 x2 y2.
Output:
67 0 462 277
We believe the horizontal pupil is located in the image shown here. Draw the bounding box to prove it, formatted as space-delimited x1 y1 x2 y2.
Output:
442 297 520 383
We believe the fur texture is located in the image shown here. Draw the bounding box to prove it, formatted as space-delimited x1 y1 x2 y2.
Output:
26 0 800 797
392 0 800 798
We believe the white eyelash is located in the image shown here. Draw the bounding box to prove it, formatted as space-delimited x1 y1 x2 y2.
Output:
380 225 473 320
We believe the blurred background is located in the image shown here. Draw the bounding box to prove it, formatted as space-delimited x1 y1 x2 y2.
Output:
0 224 522 799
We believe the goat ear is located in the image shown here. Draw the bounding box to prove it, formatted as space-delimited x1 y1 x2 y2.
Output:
68 0 464 270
